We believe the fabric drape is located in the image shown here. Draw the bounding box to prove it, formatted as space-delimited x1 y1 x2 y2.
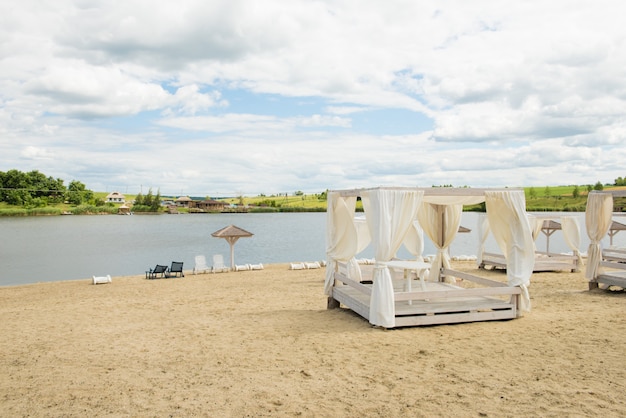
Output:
585 192 613 280
344 216 372 282
561 216 583 267
403 220 425 262
476 214 490 266
324 193 358 295
527 215 543 252
361 189 423 328
418 203 462 282
485 190 534 311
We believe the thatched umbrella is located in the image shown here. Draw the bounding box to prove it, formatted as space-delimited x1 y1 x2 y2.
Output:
211 225 254 269
608 220 626 245
540 219 562 254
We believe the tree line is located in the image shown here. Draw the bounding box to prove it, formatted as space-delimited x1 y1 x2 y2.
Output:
0 169 92 207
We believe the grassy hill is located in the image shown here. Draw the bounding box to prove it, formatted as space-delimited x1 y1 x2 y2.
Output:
2 186 626 216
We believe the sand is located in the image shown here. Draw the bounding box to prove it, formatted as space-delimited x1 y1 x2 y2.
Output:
1 262 625 417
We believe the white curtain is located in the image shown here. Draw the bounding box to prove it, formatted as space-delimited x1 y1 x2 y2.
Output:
528 215 543 241
354 216 371 253
485 190 534 311
561 216 583 268
585 192 613 280
403 220 425 262
324 193 358 295
418 203 462 282
476 213 490 266
346 216 372 281
361 189 423 328
527 215 543 252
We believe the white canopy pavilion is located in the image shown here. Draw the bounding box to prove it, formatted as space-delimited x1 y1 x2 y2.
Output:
325 187 535 328
585 190 626 290
478 214 582 272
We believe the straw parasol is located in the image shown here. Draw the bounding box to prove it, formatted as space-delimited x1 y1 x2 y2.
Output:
608 220 626 245
211 225 254 269
539 219 562 254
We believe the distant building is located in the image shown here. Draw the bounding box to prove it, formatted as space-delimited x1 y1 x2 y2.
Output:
188 199 226 212
175 196 192 207
106 191 125 203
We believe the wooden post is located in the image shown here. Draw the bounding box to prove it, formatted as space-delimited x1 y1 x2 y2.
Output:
327 297 340 309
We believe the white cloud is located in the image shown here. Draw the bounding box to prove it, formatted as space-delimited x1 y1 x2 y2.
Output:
1 0 625 195
21 146 55 160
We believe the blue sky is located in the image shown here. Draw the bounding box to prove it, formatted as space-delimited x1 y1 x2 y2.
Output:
1 0 625 197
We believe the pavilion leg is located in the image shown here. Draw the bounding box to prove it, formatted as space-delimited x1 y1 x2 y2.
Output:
327 297 340 309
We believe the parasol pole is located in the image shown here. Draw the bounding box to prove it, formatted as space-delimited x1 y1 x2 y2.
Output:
227 237 240 269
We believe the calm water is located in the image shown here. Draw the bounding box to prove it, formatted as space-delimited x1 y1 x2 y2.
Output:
0 211 619 287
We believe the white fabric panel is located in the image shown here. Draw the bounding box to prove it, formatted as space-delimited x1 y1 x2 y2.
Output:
361 189 424 328
527 215 543 253
418 203 462 282
528 215 543 241
560 216 583 266
324 193 358 294
476 214 490 266
584 192 613 280
422 195 485 206
403 220 425 262
485 190 534 311
354 216 371 253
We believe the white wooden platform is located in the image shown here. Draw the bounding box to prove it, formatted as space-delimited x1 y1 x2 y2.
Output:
591 247 626 290
328 268 521 328
480 251 579 272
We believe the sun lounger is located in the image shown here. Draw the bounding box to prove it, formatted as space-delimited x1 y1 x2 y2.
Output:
290 262 306 270
146 264 168 279
166 261 184 278
193 255 210 274
92 275 112 285
212 254 229 273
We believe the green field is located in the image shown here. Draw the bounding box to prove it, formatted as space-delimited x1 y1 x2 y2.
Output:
2 185 626 216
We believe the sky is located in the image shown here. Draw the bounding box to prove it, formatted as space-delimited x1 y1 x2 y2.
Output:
1 1 625 197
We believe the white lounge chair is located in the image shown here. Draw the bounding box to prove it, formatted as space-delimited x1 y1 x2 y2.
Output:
235 264 250 271
249 263 264 270
193 255 210 274
212 254 229 273
290 262 306 270
305 261 321 269
92 275 112 285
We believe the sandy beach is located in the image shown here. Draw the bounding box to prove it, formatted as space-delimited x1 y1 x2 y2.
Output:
1 261 625 417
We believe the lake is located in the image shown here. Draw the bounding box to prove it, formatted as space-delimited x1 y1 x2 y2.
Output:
0 211 620 287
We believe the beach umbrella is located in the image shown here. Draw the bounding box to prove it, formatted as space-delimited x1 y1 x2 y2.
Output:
608 220 626 245
540 220 562 254
211 225 254 269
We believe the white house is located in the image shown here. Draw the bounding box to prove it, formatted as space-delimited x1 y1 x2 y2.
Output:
106 191 126 203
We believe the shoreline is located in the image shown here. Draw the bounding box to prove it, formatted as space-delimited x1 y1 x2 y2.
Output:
1 261 625 416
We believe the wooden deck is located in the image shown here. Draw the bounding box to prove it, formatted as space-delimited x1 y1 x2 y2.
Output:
328 267 521 328
480 251 579 272
591 247 626 290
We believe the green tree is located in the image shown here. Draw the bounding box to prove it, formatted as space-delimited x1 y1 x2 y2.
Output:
529 187 537 199
66 180 91 205
593 181 604 191
572 185 580 198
